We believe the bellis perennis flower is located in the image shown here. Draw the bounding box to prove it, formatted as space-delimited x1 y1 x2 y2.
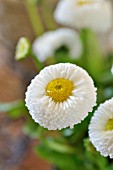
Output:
25 63 96 130
32 28 82 62
54 0 112 33
89 98 113 158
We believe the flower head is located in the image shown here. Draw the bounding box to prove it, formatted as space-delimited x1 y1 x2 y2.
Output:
25 63 96 130
89 98 113 158
32 28 82 62
54 0 112 33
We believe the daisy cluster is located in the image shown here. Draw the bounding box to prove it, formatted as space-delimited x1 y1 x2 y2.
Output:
32 0 112 62
25 0 113 160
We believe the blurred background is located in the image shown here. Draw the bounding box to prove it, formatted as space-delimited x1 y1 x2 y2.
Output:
0 0 113 170
0 0 56 169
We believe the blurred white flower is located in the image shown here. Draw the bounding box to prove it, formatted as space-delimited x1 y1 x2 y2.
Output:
54 0 112 33
111 64 113 75
25 63 96 130
32 28 82 62
89 98 113 158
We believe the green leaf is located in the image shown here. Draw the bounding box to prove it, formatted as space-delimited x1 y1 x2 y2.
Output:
44 137 75 154
31 52 44 70
0 100 27 118
35 144 83 170
0 100 25 112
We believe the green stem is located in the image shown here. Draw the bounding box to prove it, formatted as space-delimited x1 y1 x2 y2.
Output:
32 52 44 71
24 0 44 37
41 0 58 30
80 29 105 80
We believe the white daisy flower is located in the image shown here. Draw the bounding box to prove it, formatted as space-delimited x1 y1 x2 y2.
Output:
32 28 82 62
54 0 112 33
89 98 113 158
25 63 97 130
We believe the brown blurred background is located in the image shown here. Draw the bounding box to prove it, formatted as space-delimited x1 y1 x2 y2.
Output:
0 0 54 169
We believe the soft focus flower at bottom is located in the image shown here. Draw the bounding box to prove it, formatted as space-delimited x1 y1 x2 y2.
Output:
25 63 97 130
89 98 113 158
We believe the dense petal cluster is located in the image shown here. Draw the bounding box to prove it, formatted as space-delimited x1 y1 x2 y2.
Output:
25 63 96 130
32 28 82 62
54 0 112 33
89 98 113 158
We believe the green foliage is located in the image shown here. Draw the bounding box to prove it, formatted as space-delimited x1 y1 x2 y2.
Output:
83 138 111 170
80 29 105 80
0 100 27 118
55 46 73 63
35 144 83 170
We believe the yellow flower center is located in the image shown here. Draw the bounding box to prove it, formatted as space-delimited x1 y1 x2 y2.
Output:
106 119 113 131
76 0 94 6
46 78 74 103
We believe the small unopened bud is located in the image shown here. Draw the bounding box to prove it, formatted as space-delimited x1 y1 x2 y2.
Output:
15 37 31 60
